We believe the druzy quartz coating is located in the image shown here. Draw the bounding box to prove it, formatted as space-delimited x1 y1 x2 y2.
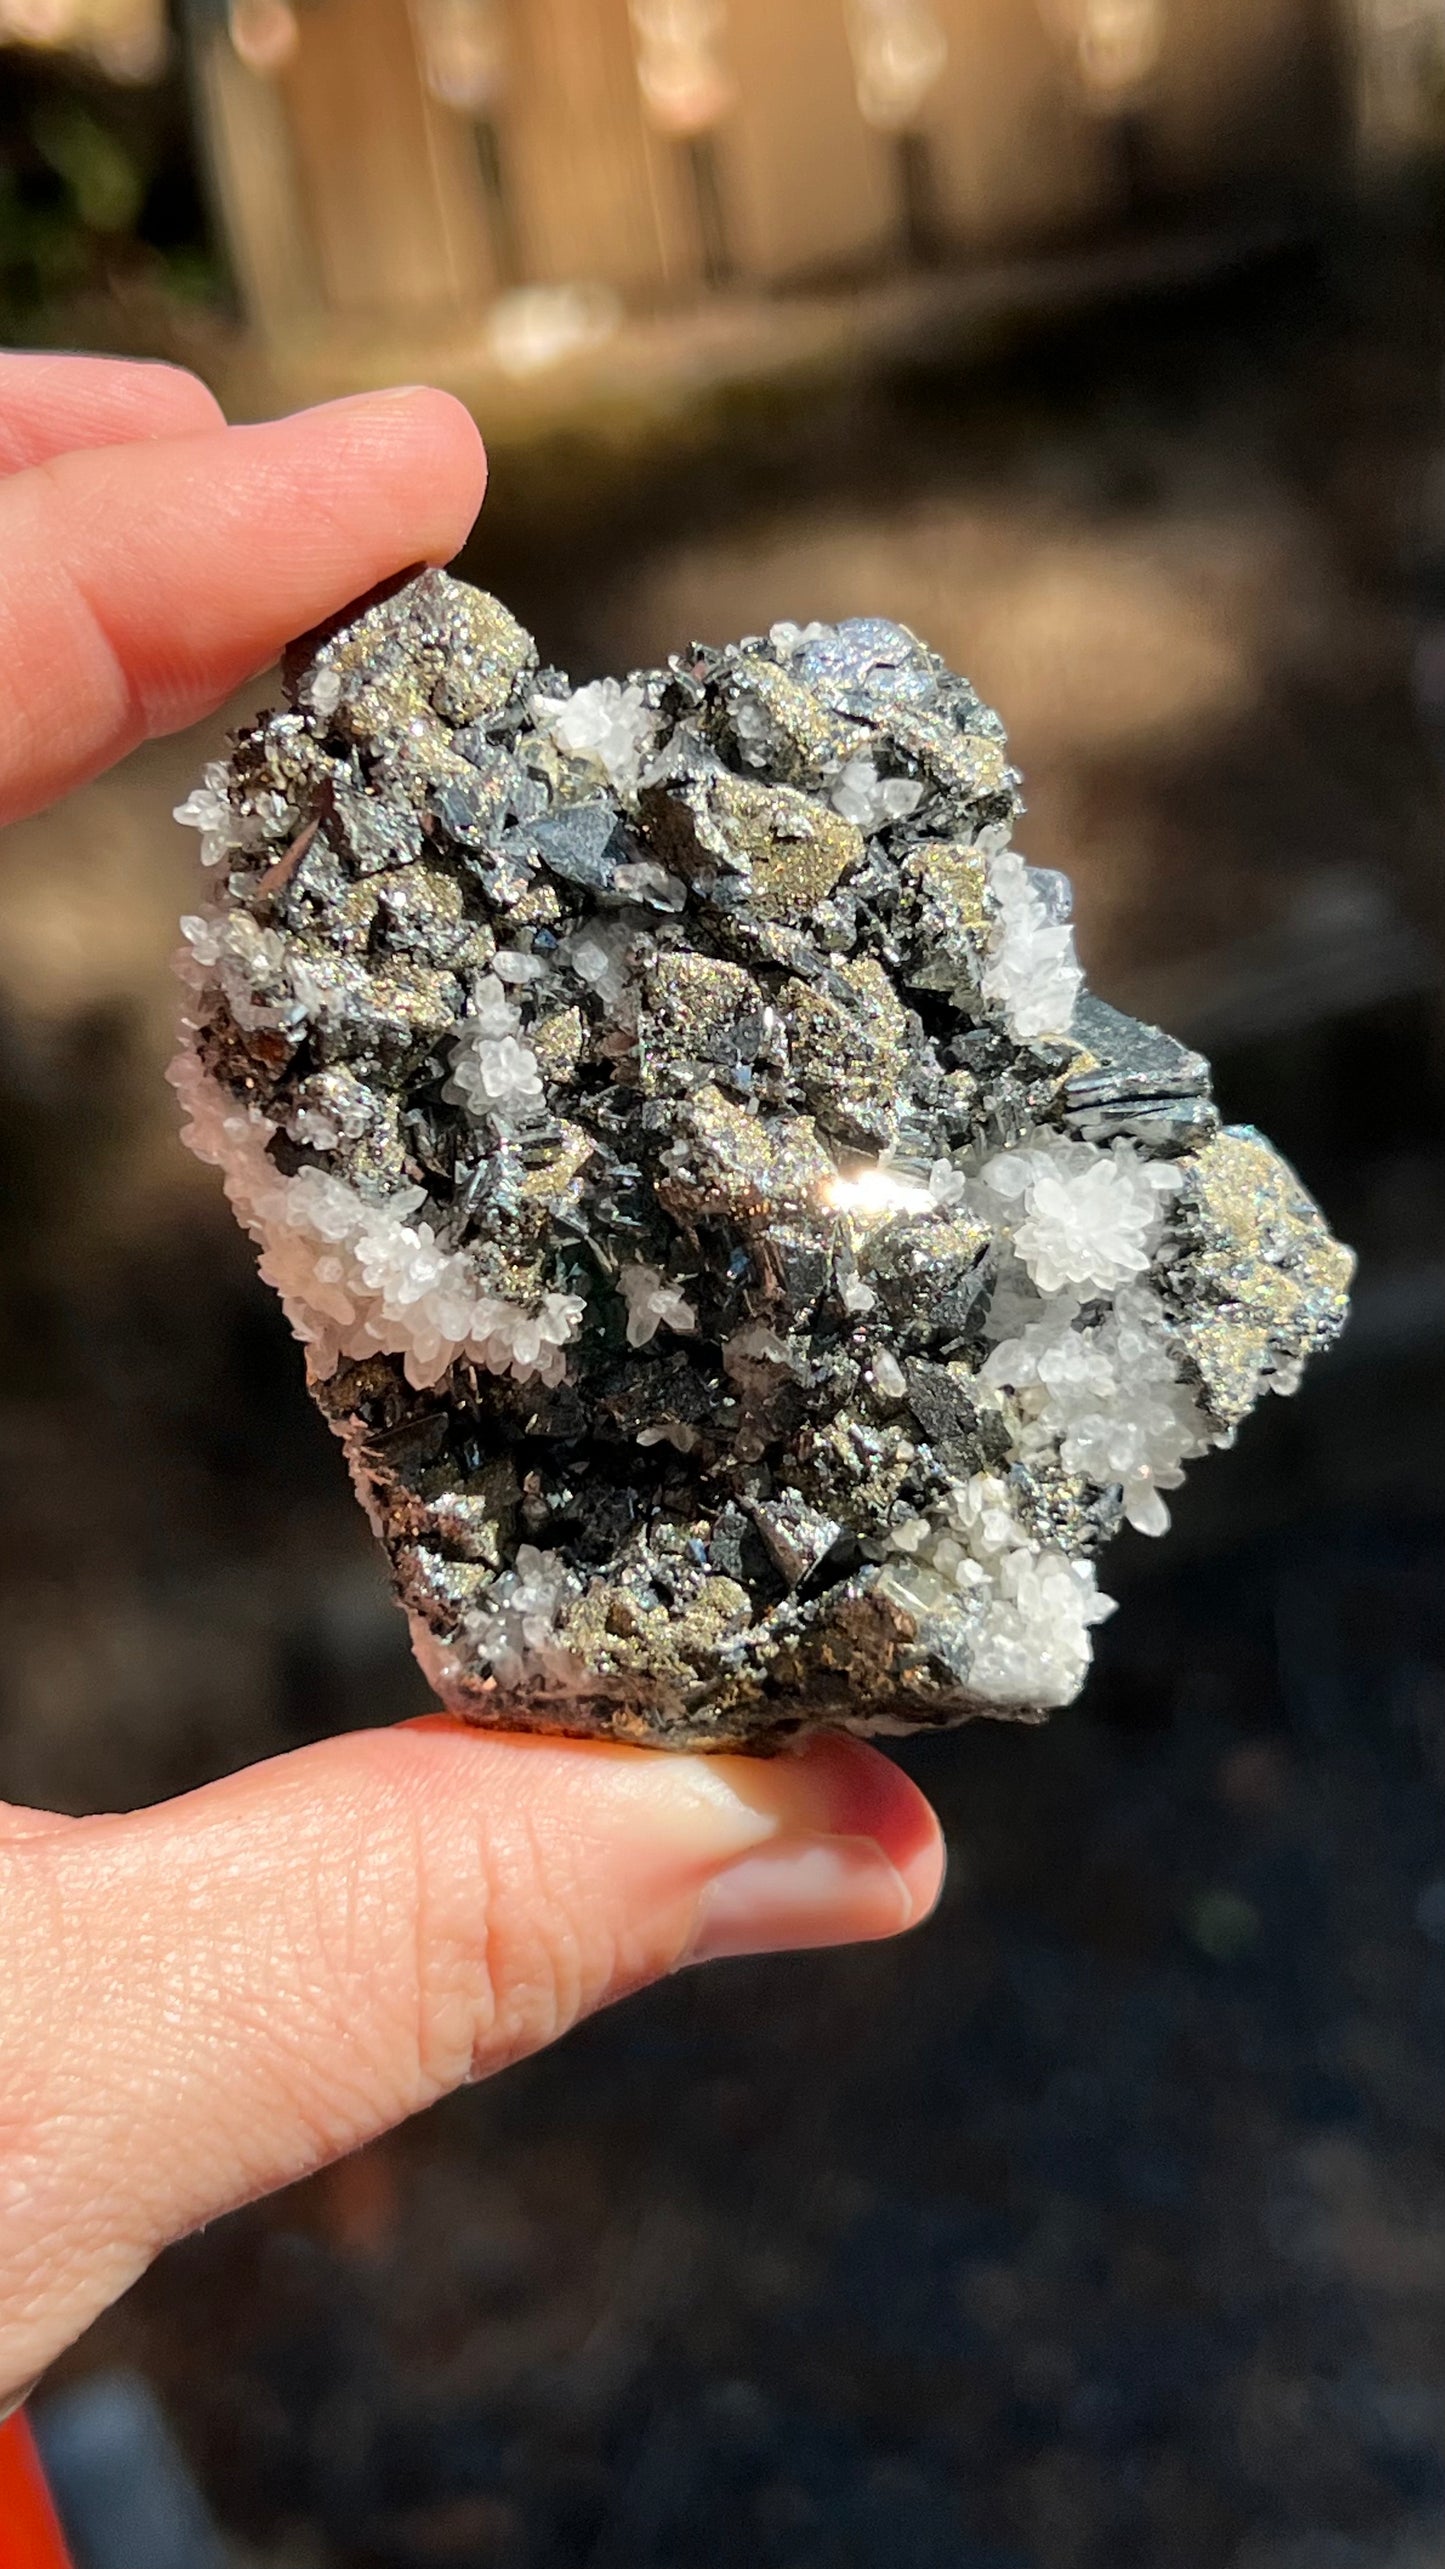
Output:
171 572 1353 1749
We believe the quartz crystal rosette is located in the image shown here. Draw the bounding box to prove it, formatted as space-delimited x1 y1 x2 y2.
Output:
170 572 1353 1749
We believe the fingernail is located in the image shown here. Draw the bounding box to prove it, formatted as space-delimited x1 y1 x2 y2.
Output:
684 1833 917 1966
296 386 435 419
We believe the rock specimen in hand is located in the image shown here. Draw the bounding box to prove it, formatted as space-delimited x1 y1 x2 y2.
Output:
171 572 1352 1748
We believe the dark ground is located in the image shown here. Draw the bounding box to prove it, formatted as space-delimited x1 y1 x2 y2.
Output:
10 200 1445 2569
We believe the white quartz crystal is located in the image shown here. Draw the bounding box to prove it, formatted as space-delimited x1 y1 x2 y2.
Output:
444 977 544 1122
491 948 549 986
729 688 780 769
173 765 248 867
300 665 343 716
174 762 293 869
562 919 635 1015
533 678 657 795
830 756 926 833
882 1470 1116 1710
967 1545 1116 1706
613 860 686 910
168 1043 582 1393
636 1421 700 1452
976 1133 1179 1297
872 1347 907 1399
768 619 831 656
876 1127 1217 1700
620 1262 697 1347
982 844 1084 1041
461 1545 580 1689
983 1282 1211 1537
175 910 322 1040
927 1156 970 1212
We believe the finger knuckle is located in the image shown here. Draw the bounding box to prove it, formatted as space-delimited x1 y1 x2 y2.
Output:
409 1795 611 2094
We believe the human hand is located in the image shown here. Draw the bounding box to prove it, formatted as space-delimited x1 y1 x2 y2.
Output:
0 355 945 2400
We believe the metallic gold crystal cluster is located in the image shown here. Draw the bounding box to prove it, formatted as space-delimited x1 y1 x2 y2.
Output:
171 571 1353 1749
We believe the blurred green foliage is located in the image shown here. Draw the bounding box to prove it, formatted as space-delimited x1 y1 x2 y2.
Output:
32 101 146 233
0 48 220 333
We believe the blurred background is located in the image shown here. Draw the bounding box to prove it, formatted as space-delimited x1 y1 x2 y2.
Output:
8 5 1445 2563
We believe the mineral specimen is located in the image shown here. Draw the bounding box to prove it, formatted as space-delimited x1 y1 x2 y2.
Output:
170 574 1353 1749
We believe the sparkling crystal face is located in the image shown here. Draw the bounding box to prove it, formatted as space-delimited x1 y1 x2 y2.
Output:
171 571 1353 1749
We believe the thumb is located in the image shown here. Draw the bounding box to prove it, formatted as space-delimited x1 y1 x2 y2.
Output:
0 1722 942 2391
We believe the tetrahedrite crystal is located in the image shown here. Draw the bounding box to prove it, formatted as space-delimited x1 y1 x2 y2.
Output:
170 573 1353 1749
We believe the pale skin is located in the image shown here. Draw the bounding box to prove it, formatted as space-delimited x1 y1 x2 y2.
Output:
0 354 946 2399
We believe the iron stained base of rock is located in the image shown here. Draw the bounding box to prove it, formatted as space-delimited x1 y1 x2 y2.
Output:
170 572 1353 1750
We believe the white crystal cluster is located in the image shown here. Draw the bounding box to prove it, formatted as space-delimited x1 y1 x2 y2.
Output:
881 1268 1212 1703
460 1545 580 1689
174 761 293 868
620 1263 698 1347
883 1474 1116 1711
975 1134 1180 1296
981 841 1084 1042
729 691 781 769
176 909 318 1039
561 919 638 1017
711 623 832 774
983 1283 1210 1538
533 677 658 796
443 974 544 1122
299 664 344 718
831 756 926 833
768 619 832 655
872 1130 1214 1702
168 1044 582 1392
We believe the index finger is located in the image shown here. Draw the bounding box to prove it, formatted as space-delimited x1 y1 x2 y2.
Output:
0 385 488 827
0 352 224 474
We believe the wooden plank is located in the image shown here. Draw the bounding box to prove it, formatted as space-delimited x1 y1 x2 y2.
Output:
719 0 894 282
193 23 322 335
498 0 688 296
281 0 496 320
1144 0 1332 190
922 0 1112 248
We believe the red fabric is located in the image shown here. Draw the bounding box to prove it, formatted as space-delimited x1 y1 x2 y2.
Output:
0 2415 72 2569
